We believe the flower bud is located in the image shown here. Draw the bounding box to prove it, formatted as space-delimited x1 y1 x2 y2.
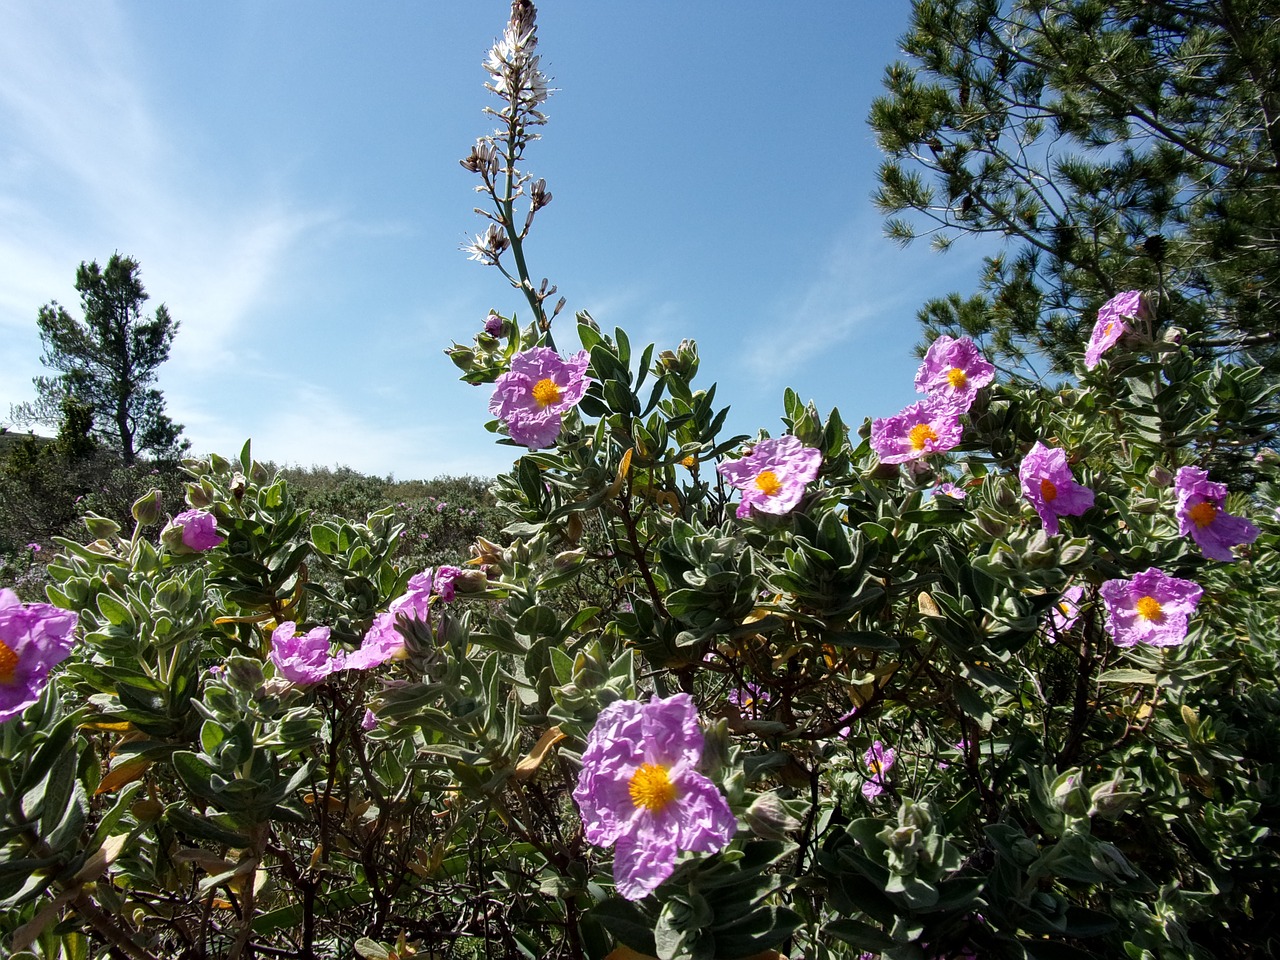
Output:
552 548 586 572
452 569 490 593
186 481 214 508
230 473 247 500
84 513 121 541
131 488 164 526
744 792 800 840
448 345 477 371
1149 463 1174 486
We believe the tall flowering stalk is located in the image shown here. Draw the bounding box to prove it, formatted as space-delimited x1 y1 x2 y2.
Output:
461 0 564 332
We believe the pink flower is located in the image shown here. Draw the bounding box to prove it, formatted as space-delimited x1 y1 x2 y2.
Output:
269 622 340 685
1085 290 1145 368
1174 466 1259 562
360 708 379 731
1019 442 1095 536
717 435 822 519
165 510 225 552
1099 568 1202 648
862 740 896 798
25 542 40 553
1050 585 1085 636
573 694 737 900
0 589 78 724
346 569 450 671
489 347 592 450
870 399 964 464
913 335 995 411
934 482 967 500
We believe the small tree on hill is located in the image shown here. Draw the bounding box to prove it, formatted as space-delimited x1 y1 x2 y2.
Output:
12 253 189 463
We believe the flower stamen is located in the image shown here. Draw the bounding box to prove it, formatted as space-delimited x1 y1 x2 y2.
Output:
1135 596 1164 621
1040 478 1058 502
908 423 938 452
0 639 16 683
754 470 782 496
531 377 562 407
629 763 677 813
1188 501 1218 529
946 367 968 390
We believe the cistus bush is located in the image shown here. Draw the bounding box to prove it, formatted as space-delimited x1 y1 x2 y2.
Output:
2 3 1278 960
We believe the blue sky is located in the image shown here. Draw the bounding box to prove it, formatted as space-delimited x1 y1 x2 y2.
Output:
0 2 988 480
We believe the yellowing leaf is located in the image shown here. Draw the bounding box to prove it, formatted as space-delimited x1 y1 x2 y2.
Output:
515 726 566 781
95 758 152 795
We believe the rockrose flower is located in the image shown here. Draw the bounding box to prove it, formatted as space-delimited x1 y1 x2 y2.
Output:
726 683 764 712
862 740 896 799
1085 290 1144 368
0 589 78 724
870 399 963 464
913 335 995 411
1099 568 1202 648
1019 442 1095 536
934 482 967 500
1174 466 1260 562
717 436 821 519
489 347 592 450
347 570 437 670
269 622 340 685
573 693 737 900
1050 584 1085 635
164 509 224 552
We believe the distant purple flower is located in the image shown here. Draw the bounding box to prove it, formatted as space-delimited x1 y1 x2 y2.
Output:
1085 290 1144 368
726 683 764 712
1019 442 1095 536
934 482 967 500
361 708 379 731
870 399 964 464
484 313 504 336
1100 568 1202 648
489 347 592 450
169 510 225 551
436 502 447 513
913 335 994 411
1050 585 1085 635
717 435 822 519
25 542 40 553
0 589 78 724
269 622 340 685
1174 466 1259 562
862 740 896 799
573 693 737 900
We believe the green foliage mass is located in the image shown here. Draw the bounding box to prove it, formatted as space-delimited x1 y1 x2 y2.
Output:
3 3 1280 960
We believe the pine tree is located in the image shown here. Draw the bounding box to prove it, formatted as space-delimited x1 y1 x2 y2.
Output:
12 253 188 463
870 0 1280 378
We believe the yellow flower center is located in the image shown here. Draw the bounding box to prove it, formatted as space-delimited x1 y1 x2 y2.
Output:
1188 501 1218 529
947 367 968 390
0 638 16 683
908 423 937 452
629 763 677 813
1040 478 1058 502
1135 596 1164 621
680 455 697 470
754 470 782 496
531 377 562 408
867 758 882 775
1103 321 1114 338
